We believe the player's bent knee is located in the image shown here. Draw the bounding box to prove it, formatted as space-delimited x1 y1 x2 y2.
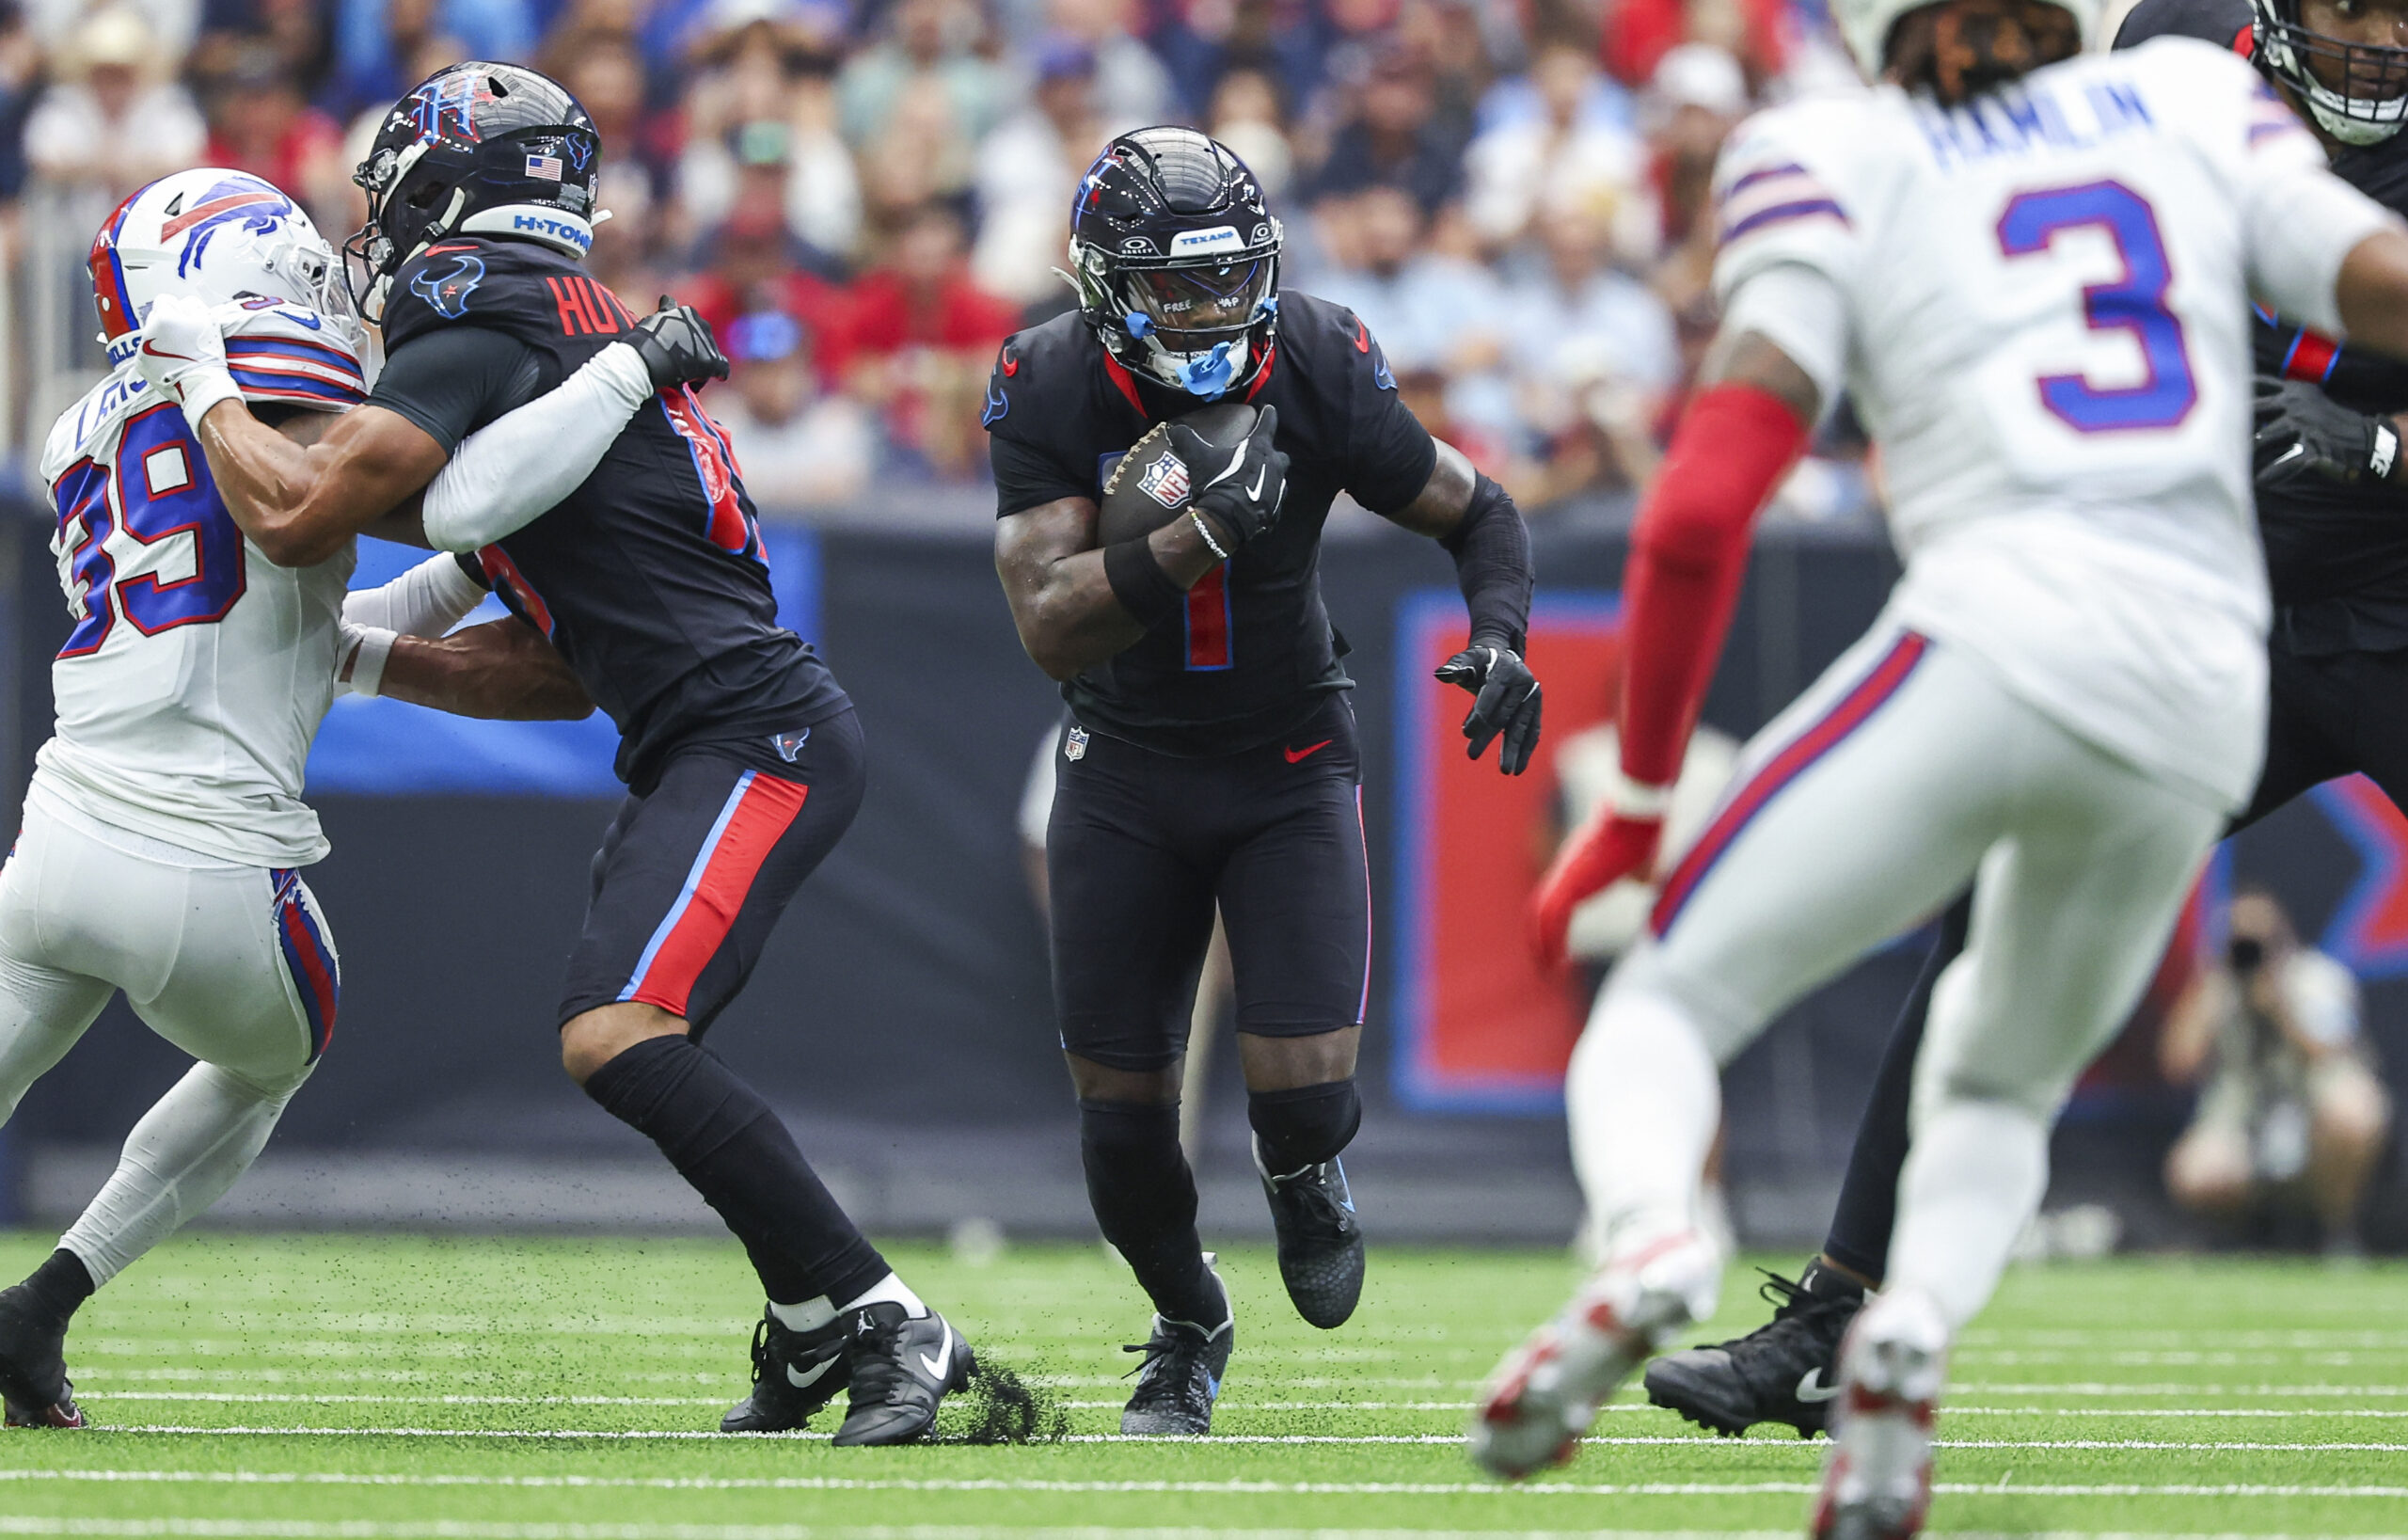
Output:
1247 1075 1361 1171
1236 1025 1360 1090
1064 1052 1181 1104
561 1002 690 1086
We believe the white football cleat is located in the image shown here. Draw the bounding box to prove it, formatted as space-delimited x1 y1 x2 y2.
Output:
1811 1286 1949 1540
1468 1229 1720 1480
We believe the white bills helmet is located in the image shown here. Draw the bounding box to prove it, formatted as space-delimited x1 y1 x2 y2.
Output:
1831 0 2098 82
87 167 361 367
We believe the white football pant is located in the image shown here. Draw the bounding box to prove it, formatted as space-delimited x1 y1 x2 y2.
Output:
0 792 337 1285
1570 624 2225 1328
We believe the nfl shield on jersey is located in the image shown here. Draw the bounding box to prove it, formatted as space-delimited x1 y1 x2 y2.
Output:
1711 38 2396 811
34 304 368 867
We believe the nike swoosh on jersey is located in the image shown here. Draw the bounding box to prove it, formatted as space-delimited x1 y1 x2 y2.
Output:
1796 1369 1842 1403
919 1323 955 1382
277 310 324 330
1285 739 1334 764
140 341 198 361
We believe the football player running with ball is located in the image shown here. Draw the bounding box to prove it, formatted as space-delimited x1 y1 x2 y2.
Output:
1641 0 2408 1450
1476 0 2408 1531
139 66 973 1444
0 167 599 1427
986 128 1543 1436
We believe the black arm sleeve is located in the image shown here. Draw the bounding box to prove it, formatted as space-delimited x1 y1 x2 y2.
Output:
1439 472 1534 654
366 326 546 453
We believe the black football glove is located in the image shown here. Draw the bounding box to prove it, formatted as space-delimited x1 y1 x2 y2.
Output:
626 296 732 391
2253 374 2399 493
1434 635 1543 776
1170 405 1289 550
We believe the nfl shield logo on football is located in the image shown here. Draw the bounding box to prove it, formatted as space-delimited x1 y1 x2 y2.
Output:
1065 725 1090 761
1139 452 1190 509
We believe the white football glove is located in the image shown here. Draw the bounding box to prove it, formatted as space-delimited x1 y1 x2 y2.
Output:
135 293 242 429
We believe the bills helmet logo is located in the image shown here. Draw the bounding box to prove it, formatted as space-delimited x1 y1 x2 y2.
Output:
161 177 295 279
409 253 485 319
1138 452 1190 510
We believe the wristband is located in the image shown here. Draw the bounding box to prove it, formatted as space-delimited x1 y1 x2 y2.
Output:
1607 767 1675 821
1188 506 1231 561
174 369 243 435
342 625 397 698
1102 537 1185 628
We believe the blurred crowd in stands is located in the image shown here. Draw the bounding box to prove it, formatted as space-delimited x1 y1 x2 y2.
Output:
0 0 1867 514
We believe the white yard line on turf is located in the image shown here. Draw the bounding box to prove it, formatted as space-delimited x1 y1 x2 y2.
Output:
63 1424 2408 1450
10 1470 2408 1501
0 1523 1808 1540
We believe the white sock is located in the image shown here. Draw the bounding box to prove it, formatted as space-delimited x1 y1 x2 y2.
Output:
1887 1097 2050 1329
767 1295 836 1332
839 1271 927 1319
1567 979 1722 1254
60 1062 304 1287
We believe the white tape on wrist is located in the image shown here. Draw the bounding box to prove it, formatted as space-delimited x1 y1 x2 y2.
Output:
344 626 397 698
2375 422 2400 483
175 370 243 434
1608 769 1676 821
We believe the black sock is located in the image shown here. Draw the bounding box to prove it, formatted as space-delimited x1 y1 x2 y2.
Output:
583 1036 888 1308
16 1250 95 1329
1820 889 1972 1285
1248 1079 1362 1174
1080 1099 1225 1326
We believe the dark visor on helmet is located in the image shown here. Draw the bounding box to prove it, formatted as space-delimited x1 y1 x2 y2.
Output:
1120 259 1273 349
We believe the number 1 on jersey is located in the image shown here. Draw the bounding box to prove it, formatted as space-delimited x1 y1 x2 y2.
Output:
1997 180 2197 434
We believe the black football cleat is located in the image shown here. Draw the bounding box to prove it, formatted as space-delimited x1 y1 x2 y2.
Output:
1643 1261 1864 1438
1120 1267 1234 1436
721 1310 848 1433
0 1286 85 1430
1256 1136 1365 1329
830 1303 972 1447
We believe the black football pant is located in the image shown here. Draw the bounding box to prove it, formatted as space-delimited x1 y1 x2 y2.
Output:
1047 693 1370 1071
1817 634 2408 1283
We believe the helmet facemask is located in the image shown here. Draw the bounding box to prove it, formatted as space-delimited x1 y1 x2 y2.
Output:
1070 235 1280 399
2257 0 2408 144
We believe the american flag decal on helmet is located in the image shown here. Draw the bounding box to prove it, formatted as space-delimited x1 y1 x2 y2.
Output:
526 153 563 181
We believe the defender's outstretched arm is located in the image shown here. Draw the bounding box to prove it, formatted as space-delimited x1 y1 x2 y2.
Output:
357 617 594 722
1528 325 1822 965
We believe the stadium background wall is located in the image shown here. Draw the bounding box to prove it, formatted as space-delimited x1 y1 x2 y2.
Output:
4 510 2404 1248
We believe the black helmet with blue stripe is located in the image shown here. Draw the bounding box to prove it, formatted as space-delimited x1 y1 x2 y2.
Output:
1067 127 1282 401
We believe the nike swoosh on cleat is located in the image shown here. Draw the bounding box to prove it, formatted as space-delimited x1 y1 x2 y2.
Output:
919 1324 954 1382
1284 739 1333 764
784 1356 838 1390
1796 1369 1842 1403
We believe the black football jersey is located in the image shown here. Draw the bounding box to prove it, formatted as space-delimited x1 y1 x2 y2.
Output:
985 292 1437 754
2119 0 2408 644
373 236 848 789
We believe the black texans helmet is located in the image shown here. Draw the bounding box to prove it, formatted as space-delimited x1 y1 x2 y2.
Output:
2254 0 2408 145
348 61 602 317
1067 127 1282 400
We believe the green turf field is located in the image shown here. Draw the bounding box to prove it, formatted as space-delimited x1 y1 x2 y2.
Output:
0 1231 2400 1538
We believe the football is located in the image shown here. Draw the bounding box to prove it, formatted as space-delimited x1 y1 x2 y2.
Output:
1097 403 1259 547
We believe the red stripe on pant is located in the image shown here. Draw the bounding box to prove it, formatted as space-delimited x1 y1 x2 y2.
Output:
1650 631 1929 938
626 774 810 1017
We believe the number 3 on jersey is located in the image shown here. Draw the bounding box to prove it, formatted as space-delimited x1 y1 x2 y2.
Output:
1997 181 2197 434
55 404 246 657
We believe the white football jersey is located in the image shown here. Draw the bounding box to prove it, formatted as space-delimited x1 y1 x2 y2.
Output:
33 303 369 867
1712 39 2399 811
